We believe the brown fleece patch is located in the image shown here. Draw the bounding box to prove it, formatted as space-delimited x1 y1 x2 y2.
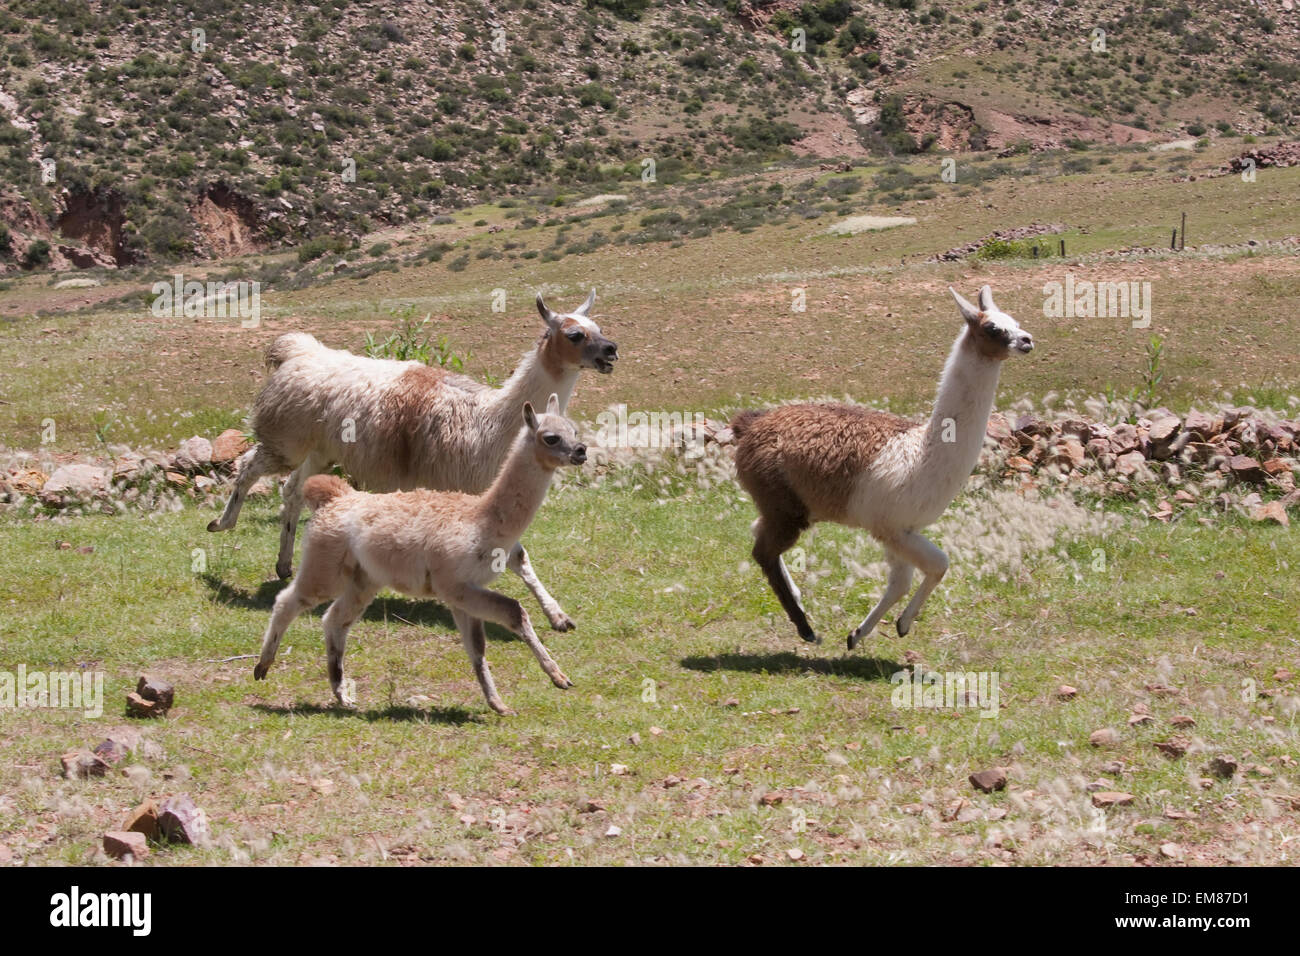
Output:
734 403 917 523
376 365 447 478
968 317 1014 360
303 474 353 510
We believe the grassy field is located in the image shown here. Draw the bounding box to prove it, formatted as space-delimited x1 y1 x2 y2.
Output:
1 140 1298 865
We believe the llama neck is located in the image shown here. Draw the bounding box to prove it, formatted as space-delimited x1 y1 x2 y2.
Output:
923 328 1003 472
476 431 557 541
488 339 579 425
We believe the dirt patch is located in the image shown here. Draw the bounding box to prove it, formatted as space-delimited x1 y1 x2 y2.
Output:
190 184 265 259
980 108 1160 151
56 187 130 266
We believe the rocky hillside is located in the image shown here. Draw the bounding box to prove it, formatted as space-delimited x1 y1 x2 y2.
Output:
0 0 1295 271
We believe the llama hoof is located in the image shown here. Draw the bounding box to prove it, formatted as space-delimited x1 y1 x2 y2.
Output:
276 562 293 580
798 629 820 644
253 663 268 680
334 694 357 709
895 619 910 638
206 518 223 532
847 629 861 650
552 672 574 689
549 614 575 632
488 699 514 716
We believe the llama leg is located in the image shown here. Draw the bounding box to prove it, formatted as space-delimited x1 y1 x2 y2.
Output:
751 513 816 643
254 581 316 680
890 531 949 637
208 445 271 532
321 576 378 708
455 585 573 690
275 456 325 580
506 542 573 632
848 551 915 650
451 608 509 715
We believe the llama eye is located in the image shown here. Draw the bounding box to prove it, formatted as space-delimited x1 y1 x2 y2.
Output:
543 434 560 446
566 330 585 343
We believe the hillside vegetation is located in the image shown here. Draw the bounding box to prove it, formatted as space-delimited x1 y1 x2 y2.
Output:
0 0 1295 269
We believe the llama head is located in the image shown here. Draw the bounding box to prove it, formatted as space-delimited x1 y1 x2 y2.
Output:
536 290 619 375
950 285 1033 359
523 393 587 469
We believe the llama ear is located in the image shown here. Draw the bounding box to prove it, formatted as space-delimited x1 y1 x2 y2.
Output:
950 287 982 324
536 294 558 327
978 285 996 313
574 288 596 316
523 402 538 431
546 392 560 415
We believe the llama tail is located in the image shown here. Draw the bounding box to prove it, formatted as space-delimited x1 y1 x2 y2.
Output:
729 409 768 440
264 332 323 372
303 474 354 511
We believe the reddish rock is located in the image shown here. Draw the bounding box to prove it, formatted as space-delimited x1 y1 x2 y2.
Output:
1250 501 1289 526
124 799 160 840
62 750 110 779
158 794 210 846
969 768 1007 793
103 831 150 861
1091 791 1134 808
1228 455 1266 484
210 428 251 463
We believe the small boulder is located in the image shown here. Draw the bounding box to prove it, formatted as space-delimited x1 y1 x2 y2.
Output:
103 831 150 861
158 794 210 846
174 436 213 471
1228 455 1266 484
969 768 1007 793
124 799 160 840
209 429 250 464
62 750 110 779
1090 791 1134 808
136 676 174 712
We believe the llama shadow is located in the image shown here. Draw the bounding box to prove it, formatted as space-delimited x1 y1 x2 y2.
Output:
250 702 481 725
680 651 902 682
201 573 514 640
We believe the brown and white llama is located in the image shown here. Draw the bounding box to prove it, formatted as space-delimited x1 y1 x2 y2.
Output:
731 285 1034 648
253 394 584 715
209 291 616 631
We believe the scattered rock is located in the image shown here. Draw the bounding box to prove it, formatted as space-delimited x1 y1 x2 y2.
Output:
969 768 1007 793
786 847 805 861
124 799 159 840
1170 715 1196 727
1089 728 1119 747
103 831 150 861
1228 455 1267 485
174 436 213 470
1207 755 1238 779
209 429 250 463
1159 842 1184 861
62 750 110 779
128 676 174 718
1090 791 1134 808
92 738 131 766
760 791 784 807
1155 738 1188 759
1250 501 1289 526
157 794 210 846
1056 685 1078 700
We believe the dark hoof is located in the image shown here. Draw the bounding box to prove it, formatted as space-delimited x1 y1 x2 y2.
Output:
551 616 575 632
799 629 820 644
206 519 222 532
896 620 909 638
276 564 293 581
847 629 860 650
253 663 268 680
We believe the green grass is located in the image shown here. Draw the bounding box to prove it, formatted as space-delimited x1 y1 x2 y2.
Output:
1 477 1296 866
